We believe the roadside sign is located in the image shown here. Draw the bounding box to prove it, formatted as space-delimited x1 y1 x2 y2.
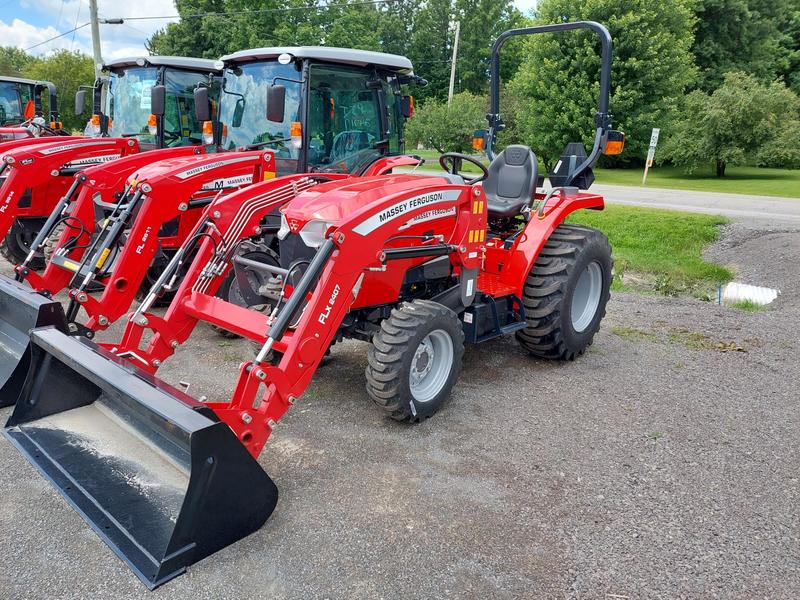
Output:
642 127 660 184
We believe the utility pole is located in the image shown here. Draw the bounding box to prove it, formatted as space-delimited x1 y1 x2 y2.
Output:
447 20 460 108
89 0 103 79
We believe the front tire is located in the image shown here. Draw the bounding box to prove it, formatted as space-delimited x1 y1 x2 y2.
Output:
516 224 612 360
2 218 45 269
366 300 465 423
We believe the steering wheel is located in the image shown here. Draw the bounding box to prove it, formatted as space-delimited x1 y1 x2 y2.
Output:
439 152 489 184
21 118 60 136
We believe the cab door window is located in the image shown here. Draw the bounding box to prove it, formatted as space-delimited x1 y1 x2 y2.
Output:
307 65 384 173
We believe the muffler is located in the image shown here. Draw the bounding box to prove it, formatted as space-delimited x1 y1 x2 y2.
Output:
0 275 68 407
4 327 278 588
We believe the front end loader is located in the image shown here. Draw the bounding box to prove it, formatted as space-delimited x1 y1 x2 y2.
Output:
1 21 624 589
0 57 220 266
0 45 425 400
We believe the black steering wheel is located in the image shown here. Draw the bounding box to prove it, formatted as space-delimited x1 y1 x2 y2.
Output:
21 118 60 136
439 152 489 184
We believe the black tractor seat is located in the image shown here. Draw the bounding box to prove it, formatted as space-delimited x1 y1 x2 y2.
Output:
483 144 539 218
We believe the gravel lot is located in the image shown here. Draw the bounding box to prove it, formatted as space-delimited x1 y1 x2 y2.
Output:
0 222 798 599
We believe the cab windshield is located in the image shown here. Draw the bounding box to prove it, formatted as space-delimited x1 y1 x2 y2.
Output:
0 82 24 124
105 67 206 148
219 61 302 175
106 67 159 143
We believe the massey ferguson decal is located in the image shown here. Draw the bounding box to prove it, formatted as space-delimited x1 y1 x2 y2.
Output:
199 174 255 191
352 189 461 235
174 155 257 180
37 140 119 155
62 154 121 169
398 206 457 230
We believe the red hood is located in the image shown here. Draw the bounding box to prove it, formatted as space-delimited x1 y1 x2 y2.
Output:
126 151 274 187
282 174 456 232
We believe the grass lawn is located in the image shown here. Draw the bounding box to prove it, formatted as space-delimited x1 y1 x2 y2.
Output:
567 204 733 295
596 164 800 198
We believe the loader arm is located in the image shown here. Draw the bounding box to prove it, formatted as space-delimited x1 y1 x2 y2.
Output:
108 175 327 369
14 146 205 296
0 138 141 243
16 145 206 294
62 151 278 332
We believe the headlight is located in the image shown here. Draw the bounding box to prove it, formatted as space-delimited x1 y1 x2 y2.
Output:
277 212 291 240
298 219 334 249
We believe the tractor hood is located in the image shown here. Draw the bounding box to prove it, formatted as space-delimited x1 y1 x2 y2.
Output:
281 174 457 234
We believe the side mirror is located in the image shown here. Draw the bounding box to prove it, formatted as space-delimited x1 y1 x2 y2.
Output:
232 97 245 128
75 90 86 115
267 84 286 123
193 87 210 122
400 95 414 119
150 85 166 116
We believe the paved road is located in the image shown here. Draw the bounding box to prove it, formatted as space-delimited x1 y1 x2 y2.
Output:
593 183 800 226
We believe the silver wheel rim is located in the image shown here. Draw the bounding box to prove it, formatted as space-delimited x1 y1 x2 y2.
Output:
409 329 453 403
571 261 603 332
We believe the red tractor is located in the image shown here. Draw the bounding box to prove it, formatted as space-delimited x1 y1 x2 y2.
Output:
0 76 67 143
1 46 424 349
0 57 220 267
3 22 624 589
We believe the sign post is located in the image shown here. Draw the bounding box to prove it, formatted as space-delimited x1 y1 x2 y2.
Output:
642 128 660 185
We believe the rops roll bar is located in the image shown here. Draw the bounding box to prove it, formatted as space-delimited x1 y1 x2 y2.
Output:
486 21 614 185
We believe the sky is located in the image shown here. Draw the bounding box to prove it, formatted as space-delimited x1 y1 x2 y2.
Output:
2 0 538 62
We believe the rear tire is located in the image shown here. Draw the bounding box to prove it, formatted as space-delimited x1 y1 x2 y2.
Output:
2 219 45 269
366 300 464 423
516 224 612 360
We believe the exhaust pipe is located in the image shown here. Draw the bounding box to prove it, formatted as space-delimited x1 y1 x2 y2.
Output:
0 276 68 407
4 328 278 588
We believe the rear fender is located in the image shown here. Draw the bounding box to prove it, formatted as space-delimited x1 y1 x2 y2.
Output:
498 191 605 296
361 154 423 176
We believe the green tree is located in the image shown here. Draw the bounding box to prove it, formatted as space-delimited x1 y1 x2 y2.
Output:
0 47 34 77
692 0 800 93
405 91 486 153
23 50 95 131
508 0 697 167
147 0 524 102
757 120 800 169
661 72 800 176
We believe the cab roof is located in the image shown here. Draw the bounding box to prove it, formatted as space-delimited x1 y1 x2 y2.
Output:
0 76 52 87
221 46 414 75
103 56 220 73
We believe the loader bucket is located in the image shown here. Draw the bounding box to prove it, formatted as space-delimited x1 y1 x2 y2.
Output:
4 328 278 589
0 275 68 407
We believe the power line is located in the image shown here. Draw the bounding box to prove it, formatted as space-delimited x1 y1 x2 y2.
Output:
114 0 402 21
26 22 90 51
